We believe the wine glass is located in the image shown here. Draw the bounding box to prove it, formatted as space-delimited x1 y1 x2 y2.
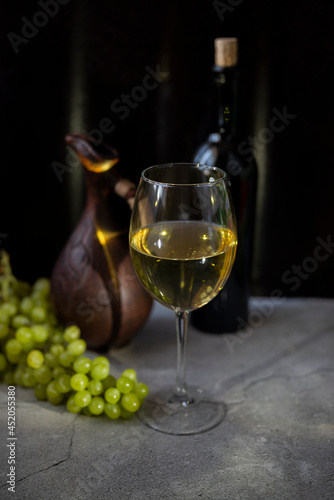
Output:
129 163 237 435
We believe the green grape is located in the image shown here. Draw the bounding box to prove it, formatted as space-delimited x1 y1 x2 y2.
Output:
30 306 47 323
116 376 134 394
82 406 93 416
27 349 44 369
46 381 63 405
0 308 10 324
73 356 92 374
105 387 121 404
11 314 30 329
31 298 49 311
63 324 81 343
17 352 27 365
52 332 64 344
1 257 150 422
52 366 66 379
9 296 20 307
70 373 89 391
88 397 105 415
122 369 137 382
34 365 52 384
48 395 64 406
30 324 49 344
56 374 72 393
34 383 47 401
47 312 57 327
32 277 50 297
34 341 47 351
13 367 24 386
19 296 34 315
66 394 82 414
102 374 116 390
104 402 121 420
90 363 109 381
44 352 59 368
1 301 18 317
46 380 60 399
13 280 31 298
5 338 22 356
59 351 76 368
0 353 7 372
3 371 15 385
67 339 86 357
22 369 37 388
92 356 110 367
15 326 33 344
74 390 92 408
0 323 9 339
21 340 36 353
32 295 49 308
134 382 149 401
6 352 21 365
119 406 133 419
121 393 140 413
87 379 103 396
49 344 65 356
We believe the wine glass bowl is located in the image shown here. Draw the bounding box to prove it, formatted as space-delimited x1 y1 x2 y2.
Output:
129 163 237 434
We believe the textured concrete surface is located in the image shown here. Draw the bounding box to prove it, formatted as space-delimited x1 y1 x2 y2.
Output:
1 297 334 500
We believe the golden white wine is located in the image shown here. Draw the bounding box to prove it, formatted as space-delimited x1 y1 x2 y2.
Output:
130 221 237 312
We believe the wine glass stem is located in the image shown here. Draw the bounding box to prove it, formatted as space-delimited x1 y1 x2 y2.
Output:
174 311 193 404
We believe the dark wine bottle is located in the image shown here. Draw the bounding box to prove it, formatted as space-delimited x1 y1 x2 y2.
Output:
190 37 257 333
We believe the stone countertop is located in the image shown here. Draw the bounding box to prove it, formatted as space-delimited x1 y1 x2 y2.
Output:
1 297 334 500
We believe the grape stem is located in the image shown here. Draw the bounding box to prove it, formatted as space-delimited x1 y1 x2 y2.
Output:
172 311 193 406
0 250 15 301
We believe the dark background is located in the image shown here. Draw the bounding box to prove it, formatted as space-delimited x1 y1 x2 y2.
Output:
1 0 334 298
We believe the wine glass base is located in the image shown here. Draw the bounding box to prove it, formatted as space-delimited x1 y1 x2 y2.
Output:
137 386 226 435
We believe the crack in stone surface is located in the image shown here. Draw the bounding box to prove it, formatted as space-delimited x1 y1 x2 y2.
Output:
241 367 334 395
3 415 77 489
222 324 334 393
224 367 334 410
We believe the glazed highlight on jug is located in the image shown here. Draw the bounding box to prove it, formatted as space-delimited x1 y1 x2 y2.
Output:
50 134 153 352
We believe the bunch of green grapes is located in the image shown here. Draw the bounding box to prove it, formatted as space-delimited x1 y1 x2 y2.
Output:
0 252 149 419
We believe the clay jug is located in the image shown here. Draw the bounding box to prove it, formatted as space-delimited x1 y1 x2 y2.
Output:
50 134 153 352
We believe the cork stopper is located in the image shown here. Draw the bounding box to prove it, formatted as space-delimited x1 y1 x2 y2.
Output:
214 38 238 68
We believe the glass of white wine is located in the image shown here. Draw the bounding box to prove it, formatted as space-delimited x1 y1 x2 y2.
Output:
129 163 237 434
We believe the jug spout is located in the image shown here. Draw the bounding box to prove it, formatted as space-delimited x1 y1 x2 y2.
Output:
65 133 137 208
65 133 119 172
50 134 153 352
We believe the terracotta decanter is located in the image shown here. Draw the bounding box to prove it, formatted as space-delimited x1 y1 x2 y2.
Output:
50 134 153 352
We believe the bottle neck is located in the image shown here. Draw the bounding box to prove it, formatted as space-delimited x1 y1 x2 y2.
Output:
210 65 238 138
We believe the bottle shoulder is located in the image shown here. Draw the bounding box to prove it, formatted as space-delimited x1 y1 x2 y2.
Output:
193 133 257 178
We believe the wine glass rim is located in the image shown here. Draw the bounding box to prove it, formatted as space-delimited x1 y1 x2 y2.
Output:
142 163 227 186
